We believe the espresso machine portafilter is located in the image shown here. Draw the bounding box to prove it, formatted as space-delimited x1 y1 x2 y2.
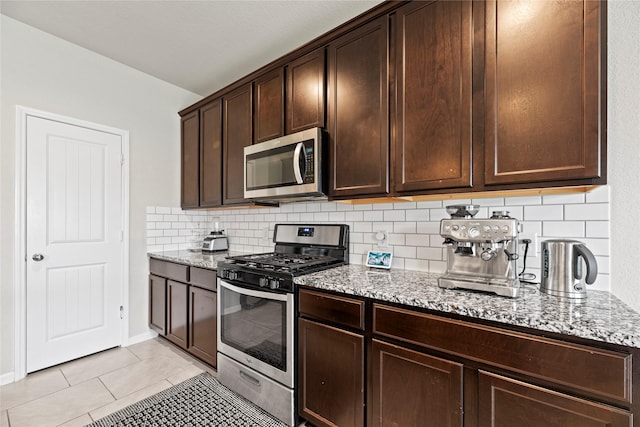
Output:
438 205 522 297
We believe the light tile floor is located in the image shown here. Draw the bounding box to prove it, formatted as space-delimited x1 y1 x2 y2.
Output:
0 338 215 427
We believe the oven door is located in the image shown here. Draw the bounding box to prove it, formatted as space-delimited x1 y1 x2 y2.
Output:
217 279 294 388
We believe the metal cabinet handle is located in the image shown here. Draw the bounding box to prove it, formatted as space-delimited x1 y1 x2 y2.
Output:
32 253 44 261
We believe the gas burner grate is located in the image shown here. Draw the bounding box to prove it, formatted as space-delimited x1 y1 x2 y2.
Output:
227 252 340 272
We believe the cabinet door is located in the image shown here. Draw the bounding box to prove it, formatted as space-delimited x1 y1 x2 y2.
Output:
223 84 253 205
166 280 188 349
394 1 473 193
371 340 463 427
298 318 364 427
484 0 604 185
181 110 199 208
200 99 223 207
188 286 217 367
327 16 389 199
287 49 326 134
478 371 631 427
254 68 284 143
149 274 166 335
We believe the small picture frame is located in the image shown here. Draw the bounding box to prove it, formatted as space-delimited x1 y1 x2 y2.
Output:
366 250 393 269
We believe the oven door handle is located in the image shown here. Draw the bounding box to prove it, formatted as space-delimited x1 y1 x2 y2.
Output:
218 279 289 302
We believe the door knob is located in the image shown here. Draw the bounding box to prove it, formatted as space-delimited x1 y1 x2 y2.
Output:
32 253 44 261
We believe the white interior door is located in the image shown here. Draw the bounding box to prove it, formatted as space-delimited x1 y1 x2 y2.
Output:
26 115 124 373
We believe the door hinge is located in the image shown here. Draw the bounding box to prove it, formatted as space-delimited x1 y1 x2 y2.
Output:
120 153 124 166
120 306 124 319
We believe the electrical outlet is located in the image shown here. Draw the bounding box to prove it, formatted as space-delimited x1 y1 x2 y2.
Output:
519 232 538 254
375 230 388 247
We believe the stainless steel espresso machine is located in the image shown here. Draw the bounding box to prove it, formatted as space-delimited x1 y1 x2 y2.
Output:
438 205 522 297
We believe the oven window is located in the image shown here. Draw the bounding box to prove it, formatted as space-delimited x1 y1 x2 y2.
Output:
219 285 287 371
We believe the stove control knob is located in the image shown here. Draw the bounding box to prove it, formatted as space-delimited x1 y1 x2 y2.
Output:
259 277 269 288
227 271 238 281
269 279 280 290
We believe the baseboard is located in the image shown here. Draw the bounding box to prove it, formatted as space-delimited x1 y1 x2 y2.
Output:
0 371 15 386
125 330 158 347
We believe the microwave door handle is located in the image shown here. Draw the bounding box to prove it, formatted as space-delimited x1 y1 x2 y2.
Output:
293 142 304 184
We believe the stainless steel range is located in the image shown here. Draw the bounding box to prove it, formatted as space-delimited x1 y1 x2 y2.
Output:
216 224 349 426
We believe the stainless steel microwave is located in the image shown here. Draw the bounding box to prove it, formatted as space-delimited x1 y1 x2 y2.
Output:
244 127 324 201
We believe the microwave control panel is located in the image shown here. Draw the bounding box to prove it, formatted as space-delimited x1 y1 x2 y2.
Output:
302 139 315 183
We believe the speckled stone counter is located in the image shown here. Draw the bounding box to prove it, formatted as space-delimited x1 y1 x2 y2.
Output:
294 264 640 349
148 249 242 269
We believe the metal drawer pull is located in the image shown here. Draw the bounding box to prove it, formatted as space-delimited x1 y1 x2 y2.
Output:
239 370 261 387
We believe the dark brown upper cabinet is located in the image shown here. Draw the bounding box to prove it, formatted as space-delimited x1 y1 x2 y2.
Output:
287 48 326 134
393 0 473 194
483 0 605 186
223 83 253 205
199 99 223 208
254 68 285 143
181 110 199 209
327 15 389 199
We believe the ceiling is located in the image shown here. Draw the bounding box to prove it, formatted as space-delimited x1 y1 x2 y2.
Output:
0 0 383 96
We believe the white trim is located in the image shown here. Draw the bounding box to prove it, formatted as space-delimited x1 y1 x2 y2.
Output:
0 372 16 386
125 330 158 347
14 106 130 381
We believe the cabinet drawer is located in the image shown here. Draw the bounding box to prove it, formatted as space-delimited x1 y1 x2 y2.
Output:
149 258 189 282
299 289 364 331
478 371 632 427
189 267 217 292
373 304 632 404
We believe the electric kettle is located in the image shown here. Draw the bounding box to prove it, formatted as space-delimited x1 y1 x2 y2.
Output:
540 239 598 299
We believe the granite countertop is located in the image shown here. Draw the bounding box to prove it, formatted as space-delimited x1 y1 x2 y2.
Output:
294 264 640 349
148 249 241 270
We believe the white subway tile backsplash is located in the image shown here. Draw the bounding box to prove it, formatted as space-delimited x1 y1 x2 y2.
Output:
146 186 611 291
504 195 542 206
586 221 609 238
394 221 416 234
543 221 585 238
416 200 443 209
472 197 504 206
565 203 609 221
384 210 405 222
363 211 384 221
586 186 609 203
406 209 430 222
394 246 417 259
406 234 430 247
524 205 564 221
345 211 364 222
353 222 372 233
543 193 585 205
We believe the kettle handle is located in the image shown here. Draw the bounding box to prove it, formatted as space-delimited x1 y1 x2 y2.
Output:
574 244 598 285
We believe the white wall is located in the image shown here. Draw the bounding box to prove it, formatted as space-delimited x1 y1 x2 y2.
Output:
0 15 200 378
608 1 640 312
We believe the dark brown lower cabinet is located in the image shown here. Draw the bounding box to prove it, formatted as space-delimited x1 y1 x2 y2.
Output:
188 285 217 367
149 259 217 368
149 274 166 335
298 318 364 427
166 280 188 349
370 339 463 427
478 371 632 427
